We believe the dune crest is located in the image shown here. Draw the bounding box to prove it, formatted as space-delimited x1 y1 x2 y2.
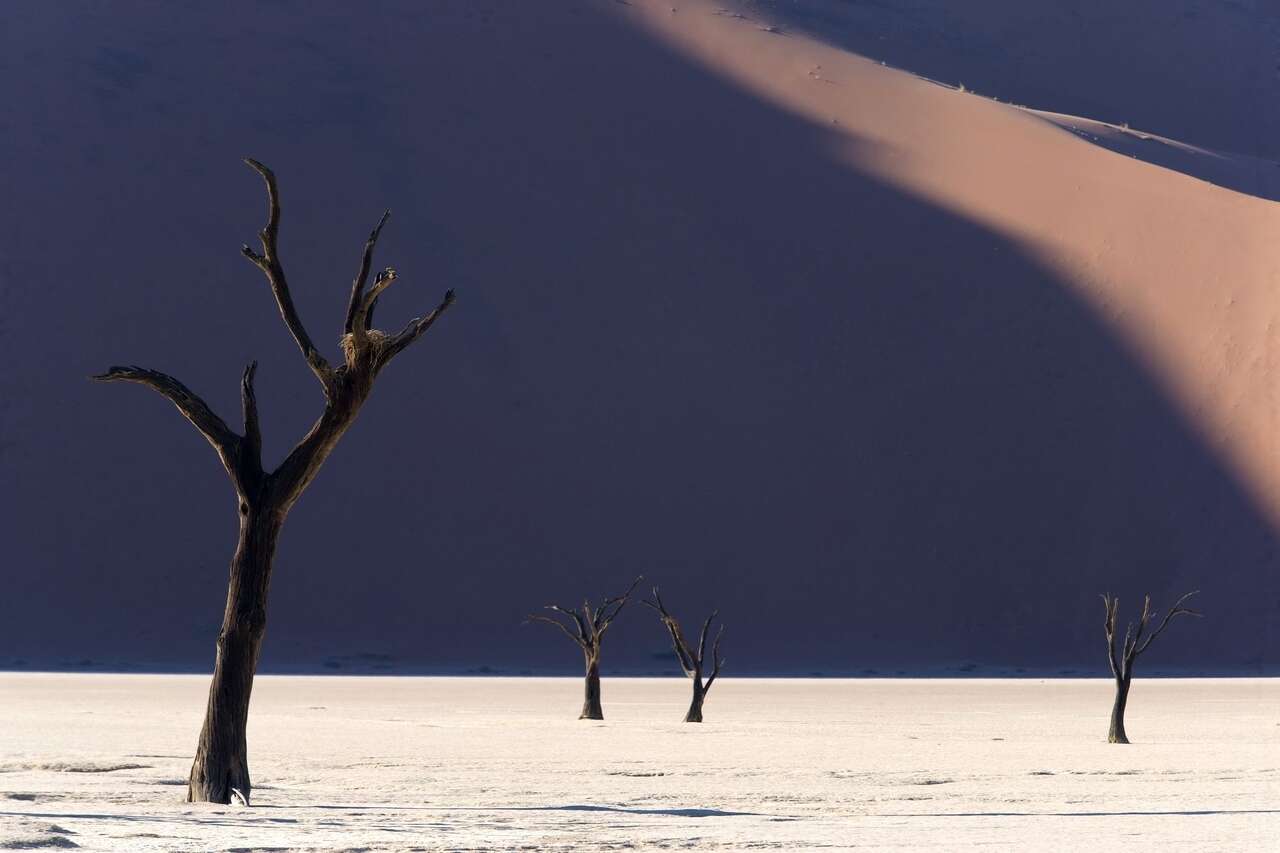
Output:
620 0 1280 521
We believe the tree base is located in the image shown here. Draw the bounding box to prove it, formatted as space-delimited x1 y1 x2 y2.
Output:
580 668 604 720
187 753 251 805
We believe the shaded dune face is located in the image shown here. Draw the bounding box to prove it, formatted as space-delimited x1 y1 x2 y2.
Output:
0 0 1275 672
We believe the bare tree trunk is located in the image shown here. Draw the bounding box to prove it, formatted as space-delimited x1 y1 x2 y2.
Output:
1100 591 1199 745
581 655 604 720
95 159 457 805
643 588 724 723
1108 676 1131 744
684 680 705 723
188 506 281 803
526 577 641 721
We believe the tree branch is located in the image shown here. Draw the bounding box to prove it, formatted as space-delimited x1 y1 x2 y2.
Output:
241 158 332 390
240 361 261 466
376 289 456 369
360 268 398 331
547 605 590 644
596 575 644 634
526 612 587 648
704 624 726 692
1134 590 1201 657
1101 594 1121 680
697 610 718 663
92 365 241 474
345 210 391 336
94 366 237 451
642 589 697 677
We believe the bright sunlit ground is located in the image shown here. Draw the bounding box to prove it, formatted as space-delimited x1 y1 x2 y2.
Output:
0 674 1276 850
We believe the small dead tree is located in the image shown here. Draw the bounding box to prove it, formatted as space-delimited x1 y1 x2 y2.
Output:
93 159 456 804
525 576 643 720
642 588 725 722
1100 590 1200 743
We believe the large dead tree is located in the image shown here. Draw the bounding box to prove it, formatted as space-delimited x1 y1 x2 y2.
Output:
526 576 642 720
92 159 455 804
1100 590 1200 743
642 588 725 723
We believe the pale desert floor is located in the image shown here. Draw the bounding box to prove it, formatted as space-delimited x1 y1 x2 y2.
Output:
0 675 1276 851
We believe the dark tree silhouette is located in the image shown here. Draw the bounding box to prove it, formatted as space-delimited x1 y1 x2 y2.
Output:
642 588 725 723
1100 590 1201 743
526 576 643 719
92 159 456 804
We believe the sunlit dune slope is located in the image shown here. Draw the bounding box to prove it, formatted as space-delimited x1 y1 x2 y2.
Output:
624 0 1280 526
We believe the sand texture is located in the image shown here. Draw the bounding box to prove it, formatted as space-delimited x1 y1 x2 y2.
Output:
1 675 1277 850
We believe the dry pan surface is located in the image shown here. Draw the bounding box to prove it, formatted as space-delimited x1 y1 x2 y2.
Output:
0 675 1277 850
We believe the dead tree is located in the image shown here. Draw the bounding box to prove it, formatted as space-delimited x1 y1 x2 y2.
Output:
642 588 725 722
1100 590 1200 743
525 576 642 720
92 159 455 804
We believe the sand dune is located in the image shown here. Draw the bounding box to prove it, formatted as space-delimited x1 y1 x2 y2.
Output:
626 0 1280 524
1 0 1277 671
754 0 1280 166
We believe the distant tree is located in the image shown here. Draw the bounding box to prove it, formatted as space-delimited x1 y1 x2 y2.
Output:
1100 590 1200 743
642 588 725 722
526 576 643 720
93 159 456 804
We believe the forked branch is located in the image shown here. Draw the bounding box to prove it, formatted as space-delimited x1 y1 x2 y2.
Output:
526 576 644 650
643 587 726 722
642 587 723 686
1101 590 1200 679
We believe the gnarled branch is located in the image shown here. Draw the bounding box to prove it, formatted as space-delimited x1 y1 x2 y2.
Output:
241 158 332 391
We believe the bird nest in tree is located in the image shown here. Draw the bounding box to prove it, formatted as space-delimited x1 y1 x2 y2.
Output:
340 330 390 362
